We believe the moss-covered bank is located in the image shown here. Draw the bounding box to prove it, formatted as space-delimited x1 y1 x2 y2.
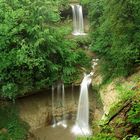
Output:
88 68 140 140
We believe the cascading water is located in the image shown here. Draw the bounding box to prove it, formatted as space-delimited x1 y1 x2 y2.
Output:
56 83 67 128
61 83 67 128
71 4 86 36
51 85 56 128
71 72 93 136
71 83 75 104
57 83 61 107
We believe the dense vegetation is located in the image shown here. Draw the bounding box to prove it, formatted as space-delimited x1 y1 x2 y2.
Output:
0 0 90 100
0 1 91 139
89 0 140 80
0 103 28 140
79 0 140 139
0 0 140 140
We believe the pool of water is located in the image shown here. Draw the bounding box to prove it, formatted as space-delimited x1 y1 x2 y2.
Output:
16 85 98 140
30 121 76 140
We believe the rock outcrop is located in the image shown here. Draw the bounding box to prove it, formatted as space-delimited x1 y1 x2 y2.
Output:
92 67 140 139
17 86 95 132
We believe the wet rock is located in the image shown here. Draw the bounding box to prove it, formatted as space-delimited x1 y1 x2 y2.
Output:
94 109 103 121
100 82 120 115
45 112 52 126
0 128 7 133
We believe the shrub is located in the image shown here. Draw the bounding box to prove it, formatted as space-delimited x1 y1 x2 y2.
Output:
0 104 29 140
0 0 91 99
89 0 140 80
77 133 117 140
128 102 140 125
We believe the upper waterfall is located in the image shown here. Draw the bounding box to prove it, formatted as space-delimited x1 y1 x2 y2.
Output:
71 4 86 35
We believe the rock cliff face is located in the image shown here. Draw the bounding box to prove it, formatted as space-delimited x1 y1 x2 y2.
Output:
92 71 120 116
16 86 95 132
100 82 119 115
16 92 52 131
92 67 140 138
93 67 140 118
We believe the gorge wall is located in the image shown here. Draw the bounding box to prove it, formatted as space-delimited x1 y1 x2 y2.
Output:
16 86 95 132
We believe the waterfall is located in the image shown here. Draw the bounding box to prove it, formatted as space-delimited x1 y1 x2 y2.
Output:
61 83 67 128
56 83 67 128
51 85 56 128
71 4 86 36
71 83 75 104
71 72 93 136
57 83 61 107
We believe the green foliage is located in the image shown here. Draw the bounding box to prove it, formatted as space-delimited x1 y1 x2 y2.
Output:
92 85 103 108
89 0 140 80
101 83 137 123
2 83 18 100
128 101 140 124
116 84 136 101
74 35 91 48
91 133 117 140
80 0 90 5
115 83 140 126
130 135 139 140
0 0 90 99
77 133 117 140
0 104 29 140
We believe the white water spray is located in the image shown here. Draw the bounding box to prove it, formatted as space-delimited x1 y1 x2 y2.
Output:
71 4 86 35
71 72 93 136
